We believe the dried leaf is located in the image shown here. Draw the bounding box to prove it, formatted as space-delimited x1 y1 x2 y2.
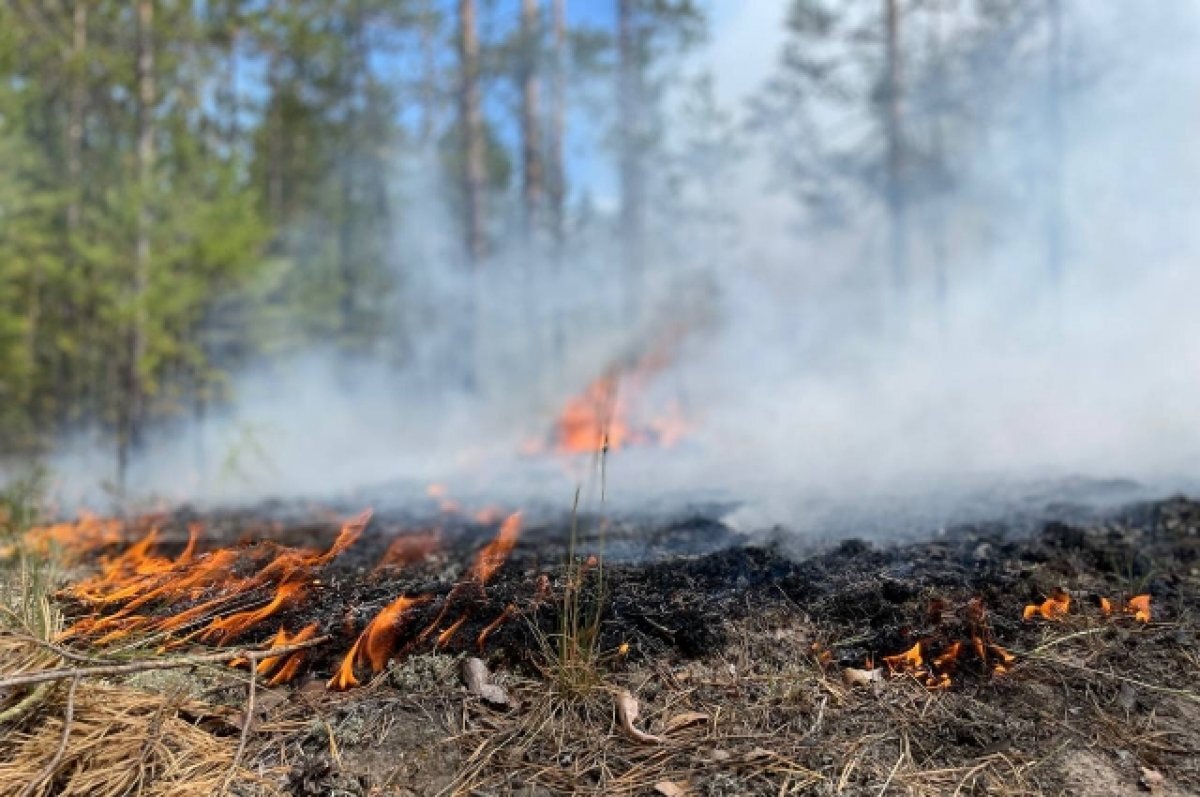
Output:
1140 766 1165 793
654 782 690 797
461 657 508 707
663 711 710 735
615 689 662 744
842 667 883 687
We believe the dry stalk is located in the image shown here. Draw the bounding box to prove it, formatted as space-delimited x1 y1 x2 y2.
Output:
0 634 330 691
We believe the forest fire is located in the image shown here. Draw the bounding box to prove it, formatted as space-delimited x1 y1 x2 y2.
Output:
531 369 690 456
24 506 527 689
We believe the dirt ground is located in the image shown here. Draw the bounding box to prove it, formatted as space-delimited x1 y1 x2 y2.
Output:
2 493 1198 796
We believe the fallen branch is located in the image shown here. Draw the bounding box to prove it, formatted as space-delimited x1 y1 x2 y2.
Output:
0 635 330 691
218 662 256 797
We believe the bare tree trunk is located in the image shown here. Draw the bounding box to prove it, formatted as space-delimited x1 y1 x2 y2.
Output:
459 0 487 263
884 0 906 300
266 2 283 226
617 0 644 320
418 0 438 147
223 0 239 149
547 0 566 247
928 0 947 322
339 0 367 342
123 0 156 487
519 0 543 239
548 0 567 372
1045 0 1063 289
67 1 86 238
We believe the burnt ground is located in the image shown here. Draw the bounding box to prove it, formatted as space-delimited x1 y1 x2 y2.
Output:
7 494 1200 796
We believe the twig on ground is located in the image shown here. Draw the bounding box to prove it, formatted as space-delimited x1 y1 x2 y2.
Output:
0 635 330 691
219 662 256 797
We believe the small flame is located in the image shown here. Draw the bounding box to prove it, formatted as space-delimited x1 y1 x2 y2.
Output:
61 510 368 653
328 594 429 690
470 513 522 585
201 579 307 644
1127 594 1151 623
1023 588 1071 621
236 622 320 687
932 641 962 670
883 642 923 673
1099 596 1113 617
435 614 468 648
476 605 516 651
373 530 440 573
426 483 461 513
22 512 127 559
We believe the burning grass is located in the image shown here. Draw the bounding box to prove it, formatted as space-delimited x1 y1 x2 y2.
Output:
1 491 1198 795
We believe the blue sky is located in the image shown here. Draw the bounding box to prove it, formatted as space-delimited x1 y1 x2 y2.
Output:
464 0 790 209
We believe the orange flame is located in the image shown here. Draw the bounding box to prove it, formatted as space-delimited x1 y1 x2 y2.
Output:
1023 588 1071 621
328 594 429 690
234 622 320 687
1127 594 1151 623
426 483 461 514
61 510 368 654
932 641 961 670
435 614 468 648
477 605 517 651
470 513 522 585
201 580 307 644
23 512 126 559
373 531 440 573
883 642 923 674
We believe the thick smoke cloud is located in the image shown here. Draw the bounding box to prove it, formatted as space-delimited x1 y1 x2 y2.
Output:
40 2 1200 534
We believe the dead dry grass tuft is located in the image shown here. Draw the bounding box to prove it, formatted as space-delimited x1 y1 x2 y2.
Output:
0 681 283 797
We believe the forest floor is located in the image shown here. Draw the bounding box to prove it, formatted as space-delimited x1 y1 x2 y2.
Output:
1 494 1198 796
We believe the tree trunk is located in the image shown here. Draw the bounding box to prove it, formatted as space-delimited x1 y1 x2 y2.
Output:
223 0 240 150
547 0 566 246
884 0 906 299
266 2 283 226
616 0 644 320
124 0 156 487
928 0 947 321
548 0 567 371
459 0 487 263
339 0 367 342
418 0 438 147
1045 0 1063 289
519 0 543 239
67 0 86 239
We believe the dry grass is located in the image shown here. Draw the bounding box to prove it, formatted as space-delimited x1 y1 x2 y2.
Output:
0 488 288 797
0 681 282 797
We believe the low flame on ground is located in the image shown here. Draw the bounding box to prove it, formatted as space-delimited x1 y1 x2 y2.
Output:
1100 593 1152 623
43 510 372 684
863 597 1017 690
1025 588 1151 624
371 530 440 574
232 622 321 687
328 594 430 690
20 512 128 559
1023 588 1071 621
328 512 524 691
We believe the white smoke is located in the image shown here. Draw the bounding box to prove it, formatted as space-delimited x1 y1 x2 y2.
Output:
32 2 1200 534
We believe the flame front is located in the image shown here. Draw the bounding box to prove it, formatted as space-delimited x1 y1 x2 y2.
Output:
56 510 370 685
